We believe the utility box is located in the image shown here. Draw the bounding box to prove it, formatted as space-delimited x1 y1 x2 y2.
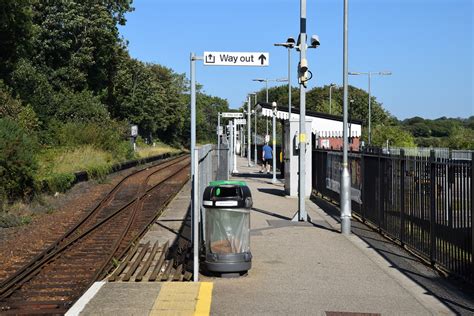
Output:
284 118 312 197
202 180 252 273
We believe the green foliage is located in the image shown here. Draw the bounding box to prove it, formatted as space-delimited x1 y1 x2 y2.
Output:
402 116 473 149
0 80 39 131
45 120 132 158
0 0 33 81
40 172 76 193
446 126 474 149
0 118 38 200
371 125 416 148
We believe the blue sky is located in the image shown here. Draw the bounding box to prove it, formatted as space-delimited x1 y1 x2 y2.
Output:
119 0 473 120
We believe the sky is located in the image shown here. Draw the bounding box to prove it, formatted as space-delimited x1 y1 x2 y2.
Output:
119 0 473 120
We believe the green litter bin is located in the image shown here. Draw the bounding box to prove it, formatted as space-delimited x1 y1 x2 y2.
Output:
202 180 253 273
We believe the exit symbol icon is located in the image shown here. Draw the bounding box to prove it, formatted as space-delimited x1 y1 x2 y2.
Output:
205 54 215 63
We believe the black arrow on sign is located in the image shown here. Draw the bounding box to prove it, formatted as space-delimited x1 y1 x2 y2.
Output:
258 54 267 65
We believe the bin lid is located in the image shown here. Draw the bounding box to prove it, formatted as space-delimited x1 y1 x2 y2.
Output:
208 180 247 187
202 181 252 209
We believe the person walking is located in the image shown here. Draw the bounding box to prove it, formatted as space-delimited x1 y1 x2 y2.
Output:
260 142 273 174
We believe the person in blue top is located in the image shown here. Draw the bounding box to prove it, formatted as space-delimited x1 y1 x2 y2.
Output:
260 142 273 174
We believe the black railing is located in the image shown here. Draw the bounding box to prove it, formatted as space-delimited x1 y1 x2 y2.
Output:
312 148 473 284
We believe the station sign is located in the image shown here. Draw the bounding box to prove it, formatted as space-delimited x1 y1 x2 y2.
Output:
221 112 243 118
234 119 247 125
131 125 138 137
204 52 269 67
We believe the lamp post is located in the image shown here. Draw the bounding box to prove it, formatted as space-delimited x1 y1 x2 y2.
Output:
348 71 392 145
251 93 258 166
274 37 295 117
271 102 278 183
252 78 288 135
329 83 339 115
341 0 351 235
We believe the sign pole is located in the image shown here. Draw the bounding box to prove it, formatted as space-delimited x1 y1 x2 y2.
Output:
190 52 198 281
248 95 251 166
217 112 221 169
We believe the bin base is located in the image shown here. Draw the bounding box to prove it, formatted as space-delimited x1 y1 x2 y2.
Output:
205 261 251 273
205 252 252 273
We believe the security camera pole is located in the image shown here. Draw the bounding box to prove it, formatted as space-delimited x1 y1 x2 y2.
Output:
296 0 308 221
340 0 352 234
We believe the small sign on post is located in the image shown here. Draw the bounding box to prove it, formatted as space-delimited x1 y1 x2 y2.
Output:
221 112 244 118
234 119 247 125
203 52 269 67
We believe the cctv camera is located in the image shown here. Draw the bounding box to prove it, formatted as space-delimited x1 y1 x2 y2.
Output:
310 35 320 48
299 59 308 73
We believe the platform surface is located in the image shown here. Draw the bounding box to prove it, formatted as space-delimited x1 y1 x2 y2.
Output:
70 156 452 316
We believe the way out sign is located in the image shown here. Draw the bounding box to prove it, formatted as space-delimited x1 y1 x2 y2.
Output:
203 52 269 67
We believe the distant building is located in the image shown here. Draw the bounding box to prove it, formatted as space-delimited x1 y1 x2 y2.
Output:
258 103 363 151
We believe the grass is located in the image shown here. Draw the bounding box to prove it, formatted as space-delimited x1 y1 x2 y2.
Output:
135 142 181 158
36 145 116 192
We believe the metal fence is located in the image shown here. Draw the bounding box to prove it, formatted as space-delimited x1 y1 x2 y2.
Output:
312 148 473 283
196 144 229 203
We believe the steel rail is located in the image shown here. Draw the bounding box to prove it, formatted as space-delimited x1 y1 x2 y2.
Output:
0 155 189 302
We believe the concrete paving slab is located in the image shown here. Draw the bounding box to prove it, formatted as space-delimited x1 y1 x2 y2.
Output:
207 157 452 316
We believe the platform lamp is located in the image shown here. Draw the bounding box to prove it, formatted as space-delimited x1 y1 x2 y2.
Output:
348 71 392 145
254 103 262 166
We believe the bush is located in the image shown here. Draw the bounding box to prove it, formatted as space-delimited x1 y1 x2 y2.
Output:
0 118 38 200
44 120 133 159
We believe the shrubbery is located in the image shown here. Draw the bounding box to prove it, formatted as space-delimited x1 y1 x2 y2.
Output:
0 118 38 200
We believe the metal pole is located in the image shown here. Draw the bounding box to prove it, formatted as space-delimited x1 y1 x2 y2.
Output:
329 85 333 114
232 120 238 174
254 94 258 166
297 0 308 221
272 103 277 183
341 0 352 234
266 80 269 136
193 149 199 282
190 52 199 281
368 72 372 145
217 113 221 168
288 48 292 117
248 95 251 166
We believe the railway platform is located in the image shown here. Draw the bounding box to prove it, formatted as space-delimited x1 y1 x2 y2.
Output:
70 156 452 316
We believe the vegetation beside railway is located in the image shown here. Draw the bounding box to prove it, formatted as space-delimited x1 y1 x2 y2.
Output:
0 1 229 219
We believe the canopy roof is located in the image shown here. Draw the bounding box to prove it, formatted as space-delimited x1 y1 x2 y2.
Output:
256 102 362 138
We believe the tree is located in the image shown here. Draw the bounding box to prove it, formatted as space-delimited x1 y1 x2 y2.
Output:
447 126 474 149
371 125 416 148
0 1 33 82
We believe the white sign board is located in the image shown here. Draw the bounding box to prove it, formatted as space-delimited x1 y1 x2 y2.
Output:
131 125 138 137
234 119 247 125
221 112 243 118
204 52 269 67
217 126 223 135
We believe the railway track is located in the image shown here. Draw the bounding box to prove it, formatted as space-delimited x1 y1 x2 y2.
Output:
0 154 190 315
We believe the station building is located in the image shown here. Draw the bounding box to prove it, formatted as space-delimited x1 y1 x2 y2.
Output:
257 103 363 151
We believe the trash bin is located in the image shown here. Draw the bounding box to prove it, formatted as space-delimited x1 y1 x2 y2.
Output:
202 180 252 273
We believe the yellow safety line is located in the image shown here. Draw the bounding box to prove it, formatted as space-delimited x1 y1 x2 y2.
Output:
194 282 214 316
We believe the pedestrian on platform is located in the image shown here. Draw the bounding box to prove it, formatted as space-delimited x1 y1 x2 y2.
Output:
260 142 273 174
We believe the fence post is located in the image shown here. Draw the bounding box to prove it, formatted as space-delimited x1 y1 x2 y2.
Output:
360 149 365 220
400 149 405 245
378 148 383 230
429 150 436 264
471 157 473 280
